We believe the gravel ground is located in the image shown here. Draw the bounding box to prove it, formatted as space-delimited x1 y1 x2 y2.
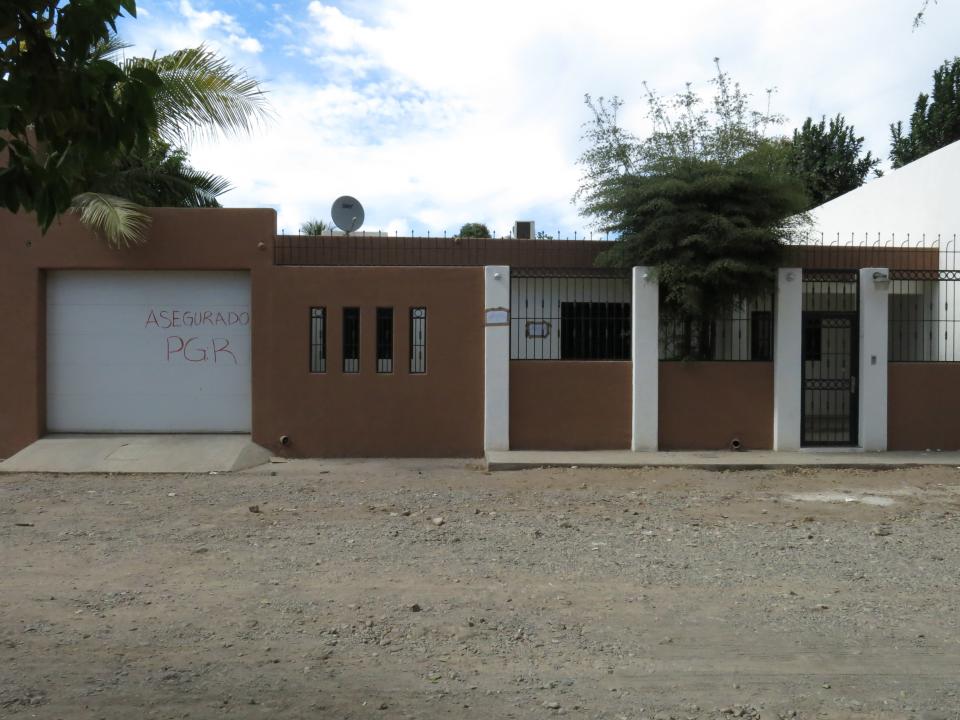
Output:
1 460 959 720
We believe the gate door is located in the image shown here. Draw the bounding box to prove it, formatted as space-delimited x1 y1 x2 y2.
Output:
801 271 859 447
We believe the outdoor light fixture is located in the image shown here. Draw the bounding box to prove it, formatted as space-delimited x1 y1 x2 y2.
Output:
872 269 890 284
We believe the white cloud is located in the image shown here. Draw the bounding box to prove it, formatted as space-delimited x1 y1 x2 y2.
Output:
232 35 263 53
124 0 264 63
125 0 960 236
179 0 240 34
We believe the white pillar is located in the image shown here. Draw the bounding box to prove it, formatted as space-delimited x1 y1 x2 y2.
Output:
483 266 510 451
773 268 802 451
859 268 890 451
631 267 658 451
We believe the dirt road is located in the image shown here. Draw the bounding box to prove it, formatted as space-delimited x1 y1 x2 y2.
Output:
1 461 959 719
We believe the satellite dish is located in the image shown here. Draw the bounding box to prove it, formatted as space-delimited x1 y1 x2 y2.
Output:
331 196 365 234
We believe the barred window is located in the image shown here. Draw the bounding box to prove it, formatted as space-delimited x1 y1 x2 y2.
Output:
410 307 427 373
510 273 632 360
376 307 394 373
343 307 360 373
559 302 630 360
310 307 326 372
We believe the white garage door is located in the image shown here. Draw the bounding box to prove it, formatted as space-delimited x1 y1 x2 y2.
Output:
47 271 252 433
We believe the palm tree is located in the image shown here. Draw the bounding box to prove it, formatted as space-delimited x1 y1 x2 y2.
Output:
74 41 271 246
300 218 330 235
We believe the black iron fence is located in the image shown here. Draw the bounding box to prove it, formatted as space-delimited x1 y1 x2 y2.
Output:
658 294 775 361
510 270 631 361
793 235 960 363
889 269 960 362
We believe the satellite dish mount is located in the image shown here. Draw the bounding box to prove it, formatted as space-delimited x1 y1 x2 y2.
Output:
331 196 365 235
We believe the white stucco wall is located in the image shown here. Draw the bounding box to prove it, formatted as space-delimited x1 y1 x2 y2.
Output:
808 139 960 243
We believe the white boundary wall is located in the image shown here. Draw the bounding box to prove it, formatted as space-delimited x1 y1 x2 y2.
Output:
773 268 802 450
484 266 510 451
631 267 659 450
859 268 890 450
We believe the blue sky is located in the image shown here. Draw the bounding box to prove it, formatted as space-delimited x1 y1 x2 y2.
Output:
119 0 960 237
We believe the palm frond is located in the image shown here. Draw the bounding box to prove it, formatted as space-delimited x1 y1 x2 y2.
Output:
96 150 233 208
71 193 152 248
124 46 273 143
90 35 132 61
170 166 232 206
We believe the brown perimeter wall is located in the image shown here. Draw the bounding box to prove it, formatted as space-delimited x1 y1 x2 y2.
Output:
0 210 484 459
0 209 275 458
659 362 773 450
262 266 483 457
509 361 631 450
888 363 960 451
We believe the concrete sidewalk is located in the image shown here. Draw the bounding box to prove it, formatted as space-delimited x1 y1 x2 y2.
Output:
486 449 960 470
0 435 271 474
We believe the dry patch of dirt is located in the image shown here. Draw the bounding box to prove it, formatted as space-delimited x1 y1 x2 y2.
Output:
1 461 959 719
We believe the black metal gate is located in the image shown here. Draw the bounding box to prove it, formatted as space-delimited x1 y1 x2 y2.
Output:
801 271 859 447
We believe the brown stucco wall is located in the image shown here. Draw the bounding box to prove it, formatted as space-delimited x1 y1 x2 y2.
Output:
0 209 275 459
888 363 960 450
787 245 939 271
274 234 611 268
509 361 631 450
0 209 484 459
658 362 773 450
261 267 484 457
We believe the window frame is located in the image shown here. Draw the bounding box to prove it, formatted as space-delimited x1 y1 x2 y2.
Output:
342 306 360 373
376 307 394 374
309 306 326 373
409 306 427 374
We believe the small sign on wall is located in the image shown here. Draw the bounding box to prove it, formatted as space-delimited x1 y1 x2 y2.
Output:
485 307 510 326
525 320 551 338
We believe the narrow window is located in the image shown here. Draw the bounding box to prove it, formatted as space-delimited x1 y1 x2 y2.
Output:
310 307 326 372
376 307 394 373
410 307 427 373
343 307 360 373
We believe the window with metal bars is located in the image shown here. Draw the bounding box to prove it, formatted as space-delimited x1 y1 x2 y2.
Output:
310 307 326 372
410 307 426 373
343 307 360 373
888 271 960 361
510 273 632 360
376 307 393 373
559 302 630 359
659 295 775 361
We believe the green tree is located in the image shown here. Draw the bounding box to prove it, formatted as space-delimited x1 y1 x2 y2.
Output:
890 57 960 168
457 222 491 238
786 115 881 208
1 1 160 234
89 140 229 208
2 4 270 246
300 218 330 235
575 62 809 356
